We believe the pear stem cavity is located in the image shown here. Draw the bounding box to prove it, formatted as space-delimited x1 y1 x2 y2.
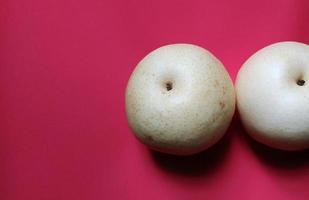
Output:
165 82 173 91
297 79 305 86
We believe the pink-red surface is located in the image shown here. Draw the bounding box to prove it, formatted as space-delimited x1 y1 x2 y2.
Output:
0 0 309 199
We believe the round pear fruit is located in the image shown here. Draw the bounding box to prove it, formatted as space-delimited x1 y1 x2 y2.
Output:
236 41 309 150
126 44 235 155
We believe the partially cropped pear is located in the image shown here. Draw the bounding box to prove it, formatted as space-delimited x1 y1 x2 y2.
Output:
236 41 309 150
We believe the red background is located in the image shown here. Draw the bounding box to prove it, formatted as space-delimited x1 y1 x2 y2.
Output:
1 0 309 199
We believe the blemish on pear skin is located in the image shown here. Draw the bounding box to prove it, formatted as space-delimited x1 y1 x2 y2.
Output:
222 86 226 95
145 135 154 142
215 80 219 86
219 101 225 110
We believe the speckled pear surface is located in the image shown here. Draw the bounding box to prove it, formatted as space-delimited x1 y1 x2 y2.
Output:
236 41 309 150
125 44 235 155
